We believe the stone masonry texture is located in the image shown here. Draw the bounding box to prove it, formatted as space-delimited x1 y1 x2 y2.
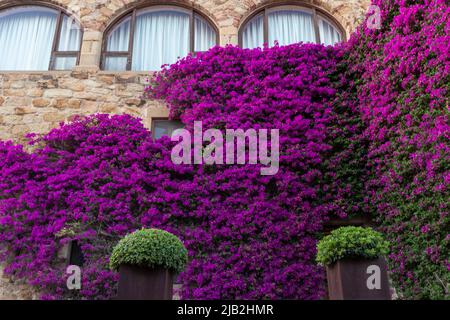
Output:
0 0 370 144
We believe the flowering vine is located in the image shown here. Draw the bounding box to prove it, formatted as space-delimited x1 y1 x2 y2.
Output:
0 0 448 300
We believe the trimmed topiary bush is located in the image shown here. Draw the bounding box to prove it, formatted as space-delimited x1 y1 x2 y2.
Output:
110 229 188 273
316 226 389 266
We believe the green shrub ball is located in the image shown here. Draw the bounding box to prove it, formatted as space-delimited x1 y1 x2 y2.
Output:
110 228 188 273
316 226 389 266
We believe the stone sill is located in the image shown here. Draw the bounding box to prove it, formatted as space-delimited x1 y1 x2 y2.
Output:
0 70 154 76
0 70 72 75
98 71 154 76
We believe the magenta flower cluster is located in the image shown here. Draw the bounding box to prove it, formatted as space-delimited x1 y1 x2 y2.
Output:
0 0 448 300
148 44 356 299
0 44 349 300
0 115 184 299
341 0 449 299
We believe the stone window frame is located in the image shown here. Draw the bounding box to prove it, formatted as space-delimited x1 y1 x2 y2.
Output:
238 1 346 47
101 3 220 71
0 0 84 71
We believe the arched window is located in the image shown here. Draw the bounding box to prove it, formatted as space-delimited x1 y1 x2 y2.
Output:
0 5 82 71
240 5 344 48
102 6 218 71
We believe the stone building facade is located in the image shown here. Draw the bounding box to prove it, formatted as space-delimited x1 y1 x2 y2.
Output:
0 0 370 299
0 0 370 144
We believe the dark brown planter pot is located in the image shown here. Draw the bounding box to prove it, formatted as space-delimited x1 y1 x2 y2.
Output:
117 265 174 300
326 257 391 300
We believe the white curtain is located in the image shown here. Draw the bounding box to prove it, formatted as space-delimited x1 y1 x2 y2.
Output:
54 57 77 70
319 19 341 46
194 15 216 52
268 10 315 46
58 15 82 51
107 17 131 52
242 14 264 49
0 7 57 70
132 11 189 71
104 17 131 71
53 15 82 70
104 56 128 71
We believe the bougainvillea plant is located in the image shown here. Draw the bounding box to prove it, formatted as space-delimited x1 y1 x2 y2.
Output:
342 0 449 299
0 0 448 300
147 43 357 299
0 114 191 299
0 44 348 300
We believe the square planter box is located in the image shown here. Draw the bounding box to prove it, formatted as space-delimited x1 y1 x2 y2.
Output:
117 265 174 300
326 257 391 300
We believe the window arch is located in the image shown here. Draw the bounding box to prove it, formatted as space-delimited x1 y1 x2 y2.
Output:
102 5 219 71
0 3 82 71
239 4 345 48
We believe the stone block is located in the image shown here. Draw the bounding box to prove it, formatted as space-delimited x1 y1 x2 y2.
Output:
32 98 51 108
99 103 119 113
43 112 66 123
27 89 44 97
14 107 34 115
44 89 73 98
125 98 145 106
11 124 30 135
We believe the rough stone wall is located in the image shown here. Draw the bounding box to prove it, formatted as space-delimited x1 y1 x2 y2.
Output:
0 0 370 299
0 264 39 300
0 70 168 144
0 0 370 144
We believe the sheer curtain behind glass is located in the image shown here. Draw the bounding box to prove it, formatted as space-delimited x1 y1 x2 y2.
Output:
242 14 264 49
104 17 131 71
0 7 57 70
268 10 315 46
132 11 189 71
54 15 82 70
58 15 82 51
194 15 216 52
318 19 341 46
106 17 130 51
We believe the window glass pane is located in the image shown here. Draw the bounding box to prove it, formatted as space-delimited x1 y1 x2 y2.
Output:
154 126 169 139
104 56 128 71
319 18 342 46
268 10 315 46
132 10 189 71
58 15 82 51
0 6 57 70
194 15 216 52
107 16 131 51
242 14 264 49
69 241 85 267
153 120 184 139
53 56 77 70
